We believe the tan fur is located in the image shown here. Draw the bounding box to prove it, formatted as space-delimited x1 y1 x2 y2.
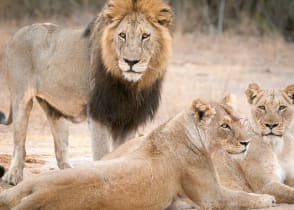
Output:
103 97 276 210
196 84 294 205
239 83 294 203
1 0 173 185
91 0 173 89
0 98 275 210
201 84 294 204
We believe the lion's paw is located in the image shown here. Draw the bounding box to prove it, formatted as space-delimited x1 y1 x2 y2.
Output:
2 167 23 186
58 161 72 169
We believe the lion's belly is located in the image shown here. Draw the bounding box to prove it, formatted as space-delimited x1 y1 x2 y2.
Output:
34 25 91 118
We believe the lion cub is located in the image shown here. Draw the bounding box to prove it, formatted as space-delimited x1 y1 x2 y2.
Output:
239 83 294 203
0 98 275 210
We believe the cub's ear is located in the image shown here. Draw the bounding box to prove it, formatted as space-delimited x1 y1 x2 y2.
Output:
191 99 216 126
245 83 263 104
222 94 236 108
284 85 294 104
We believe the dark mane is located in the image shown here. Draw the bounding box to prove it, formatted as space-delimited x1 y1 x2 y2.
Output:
85 5 166 141
88 61 163 140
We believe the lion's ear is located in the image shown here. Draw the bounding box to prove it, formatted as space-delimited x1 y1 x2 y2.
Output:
157 7 174 28
191 99 216 126
222 94 236 108
103 0 126 24
245 83 262 104
284 85 294 104
103 2 115 23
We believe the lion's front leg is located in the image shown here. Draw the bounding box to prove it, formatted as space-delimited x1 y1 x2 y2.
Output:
182 168 275 210
89 118 135 160
218 187 276 210
261 181 294 203
89 118 113 160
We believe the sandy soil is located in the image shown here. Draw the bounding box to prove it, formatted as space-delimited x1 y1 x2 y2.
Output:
0 19 294 209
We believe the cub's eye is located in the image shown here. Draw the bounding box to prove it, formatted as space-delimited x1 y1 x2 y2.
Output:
119 32 126 39
279 105 287 111
258 106 266 111
221 124 231 130
142 33 150 40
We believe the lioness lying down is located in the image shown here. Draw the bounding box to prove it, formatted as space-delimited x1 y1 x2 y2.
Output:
239 83 294 203
194 84 294 206
0 98 275 210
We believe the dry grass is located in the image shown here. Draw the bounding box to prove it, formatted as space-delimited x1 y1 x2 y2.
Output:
0 17 293 209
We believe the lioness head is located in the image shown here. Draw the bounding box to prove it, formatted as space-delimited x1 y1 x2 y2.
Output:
246 83 294 137
191 96 250 156
101 0 173 86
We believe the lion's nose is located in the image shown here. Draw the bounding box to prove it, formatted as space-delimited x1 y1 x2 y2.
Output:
265 123 279 129
124 58 140 68
240 141 250 147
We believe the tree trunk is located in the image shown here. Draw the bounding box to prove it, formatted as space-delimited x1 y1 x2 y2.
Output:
217 0 226 33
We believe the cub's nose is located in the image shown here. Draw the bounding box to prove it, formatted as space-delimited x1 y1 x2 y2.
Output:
265 123 279 129
124 58 140 68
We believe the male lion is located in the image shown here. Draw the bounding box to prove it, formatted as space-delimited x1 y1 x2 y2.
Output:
0 0 173 185
238 83 294 203
0 98 276 210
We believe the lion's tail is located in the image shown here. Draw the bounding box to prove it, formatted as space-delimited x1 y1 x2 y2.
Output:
0 104 12 126
0 165 4 178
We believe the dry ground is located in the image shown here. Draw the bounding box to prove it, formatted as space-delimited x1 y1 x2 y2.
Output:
0 18 294 209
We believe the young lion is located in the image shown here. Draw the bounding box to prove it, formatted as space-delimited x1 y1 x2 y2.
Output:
0 98 275 210
239 83 294 203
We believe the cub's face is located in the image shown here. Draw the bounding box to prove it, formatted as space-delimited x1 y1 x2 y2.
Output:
246 83 294 137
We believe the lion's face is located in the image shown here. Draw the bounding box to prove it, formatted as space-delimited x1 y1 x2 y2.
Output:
114 14 159 82
101 0 173 86
246 83 294 137
192 96 250 156
213 102 250 156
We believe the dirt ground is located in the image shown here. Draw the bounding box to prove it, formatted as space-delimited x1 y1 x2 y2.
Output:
0 19 294 209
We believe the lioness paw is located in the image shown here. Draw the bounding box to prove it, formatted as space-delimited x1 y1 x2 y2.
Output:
255 194 276 208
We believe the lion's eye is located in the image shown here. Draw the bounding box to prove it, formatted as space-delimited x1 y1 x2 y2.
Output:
279 105 287 111
258 106 266 111
119 32 126 40
142 33 150 40
221 124 231 130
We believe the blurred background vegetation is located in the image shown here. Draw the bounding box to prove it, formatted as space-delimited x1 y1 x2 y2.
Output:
0 0 293 41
